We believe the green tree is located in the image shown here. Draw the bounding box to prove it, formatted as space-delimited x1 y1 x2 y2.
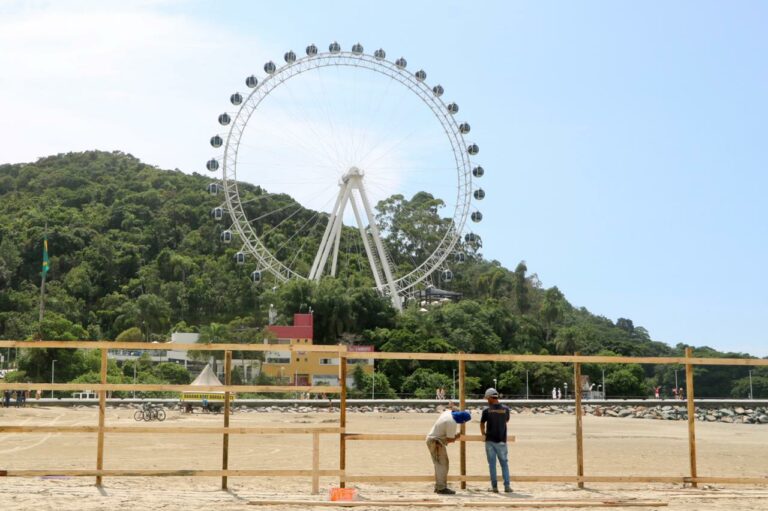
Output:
135 293 172 340
513 261 531 314
540 286 565 343
400 368 451 399
115 327 143 341
153 362 191 385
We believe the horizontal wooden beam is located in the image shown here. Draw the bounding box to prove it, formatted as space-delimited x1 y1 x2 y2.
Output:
0 383 341 393
345 352 768 367
1 340 766 367
247 500 668 508
0 426 343 435
343 474 768 485
0 467 763 486
344 434 513 442
0 341 768 366
0 469 342 477
0 340 346 353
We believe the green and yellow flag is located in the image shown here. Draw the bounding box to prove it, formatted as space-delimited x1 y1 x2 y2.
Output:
42 235 49 276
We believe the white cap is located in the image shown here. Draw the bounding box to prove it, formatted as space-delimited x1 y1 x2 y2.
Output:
484 388 499 398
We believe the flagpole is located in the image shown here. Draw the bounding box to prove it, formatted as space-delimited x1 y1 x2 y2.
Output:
38 223 48 340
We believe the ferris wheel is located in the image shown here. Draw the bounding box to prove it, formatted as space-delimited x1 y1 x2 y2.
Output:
205 42 485 309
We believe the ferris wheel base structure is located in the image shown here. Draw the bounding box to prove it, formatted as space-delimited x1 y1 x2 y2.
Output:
309 167 403 310
206 41 486 313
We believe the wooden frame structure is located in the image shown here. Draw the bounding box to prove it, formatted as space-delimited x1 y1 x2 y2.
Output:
1 340 768 490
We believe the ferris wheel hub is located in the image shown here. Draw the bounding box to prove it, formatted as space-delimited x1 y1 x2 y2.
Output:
341 166 364 183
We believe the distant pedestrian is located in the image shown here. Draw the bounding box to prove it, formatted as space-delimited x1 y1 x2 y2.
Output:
654 386 661 399
551 387 557 400
672 387 678 400
3 389 10 407
557 388 562 400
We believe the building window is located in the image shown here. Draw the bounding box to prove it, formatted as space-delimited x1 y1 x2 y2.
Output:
319 358 339 365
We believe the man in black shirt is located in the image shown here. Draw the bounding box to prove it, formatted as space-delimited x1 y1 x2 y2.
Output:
480 387 511 493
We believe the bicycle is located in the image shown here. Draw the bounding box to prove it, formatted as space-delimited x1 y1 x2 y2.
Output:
133 404 166 422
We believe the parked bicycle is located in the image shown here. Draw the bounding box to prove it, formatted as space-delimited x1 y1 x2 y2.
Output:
133 403 166 422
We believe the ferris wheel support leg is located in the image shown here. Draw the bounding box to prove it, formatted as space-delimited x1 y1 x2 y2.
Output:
356 180 402 311
350 196 384 290
314 182 353 281
330 206 344 277
309 185 346 280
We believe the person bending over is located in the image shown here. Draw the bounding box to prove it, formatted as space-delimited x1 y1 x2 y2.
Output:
426 409 472 494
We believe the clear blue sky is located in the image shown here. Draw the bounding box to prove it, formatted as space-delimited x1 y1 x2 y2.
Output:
1 1 766 355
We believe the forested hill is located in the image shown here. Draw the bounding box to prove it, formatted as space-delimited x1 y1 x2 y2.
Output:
0 151 764 398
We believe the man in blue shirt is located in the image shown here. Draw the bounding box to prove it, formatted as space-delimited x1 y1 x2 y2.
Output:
480 387 512 493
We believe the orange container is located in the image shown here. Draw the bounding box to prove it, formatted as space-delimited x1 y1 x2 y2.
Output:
329 487 357 501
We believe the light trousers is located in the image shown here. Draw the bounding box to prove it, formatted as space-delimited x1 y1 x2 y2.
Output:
426 439 449 490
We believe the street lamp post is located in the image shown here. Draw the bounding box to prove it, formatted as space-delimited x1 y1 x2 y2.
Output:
493 378 497 390
51 359 57 399
749 370 754 400
133 364 137 399
525 371 529 400
371 362 375 400
452 369 456 400
564 382 568 400
602 369 606 399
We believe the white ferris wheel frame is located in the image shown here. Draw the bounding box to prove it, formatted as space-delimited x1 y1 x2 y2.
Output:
216 48 475 307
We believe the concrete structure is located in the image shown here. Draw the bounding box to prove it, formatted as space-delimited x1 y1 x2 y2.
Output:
263 313 374 387
108 332 200 366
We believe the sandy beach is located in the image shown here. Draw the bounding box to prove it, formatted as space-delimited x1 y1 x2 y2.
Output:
1 405 767 510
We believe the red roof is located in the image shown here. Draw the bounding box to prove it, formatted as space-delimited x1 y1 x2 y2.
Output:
267 313 314 340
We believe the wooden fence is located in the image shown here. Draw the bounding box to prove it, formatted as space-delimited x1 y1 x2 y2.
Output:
1 340 768 490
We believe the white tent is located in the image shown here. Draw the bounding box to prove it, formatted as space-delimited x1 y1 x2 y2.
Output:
189 364 223 386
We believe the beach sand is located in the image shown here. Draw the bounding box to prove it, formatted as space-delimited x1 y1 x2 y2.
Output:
1 405 767 510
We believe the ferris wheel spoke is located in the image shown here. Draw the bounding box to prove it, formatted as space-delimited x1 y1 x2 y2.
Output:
271 81 348 171
273 192 336 258
298 67 349 171
244 114 341 172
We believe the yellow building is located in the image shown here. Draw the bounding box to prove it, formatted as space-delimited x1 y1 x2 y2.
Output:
262 313 373 387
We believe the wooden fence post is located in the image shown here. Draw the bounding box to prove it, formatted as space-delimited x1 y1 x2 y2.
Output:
458 357 466 490
574 352 584 489
685 347 698 488
312 431 320 494
222 350 232 490
96 348 107 487
339 351 347 488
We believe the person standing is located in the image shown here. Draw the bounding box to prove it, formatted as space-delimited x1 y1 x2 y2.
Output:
480 388 512 493
426 409 472 495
